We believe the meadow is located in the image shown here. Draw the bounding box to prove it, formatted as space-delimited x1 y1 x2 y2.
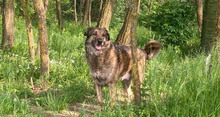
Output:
0 19 220 116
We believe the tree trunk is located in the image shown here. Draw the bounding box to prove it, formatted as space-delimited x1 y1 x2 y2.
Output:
79 0 85 21
88 0 92 27
201 0 218 53
56 0 63 33
115 8 132 45
196 0 203 33
21 0 35 64
43 0 48 12
97 0 116 30
83 0 90 27
33 0 50 76
74 0 78 25
100 0 103 11
36 39 40 58
215 0 220 62
129 0 141 106
115 0 138 45
2 0 15 50
36 0 48 58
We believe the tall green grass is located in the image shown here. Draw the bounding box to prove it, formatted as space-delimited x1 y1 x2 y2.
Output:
0 18 219 116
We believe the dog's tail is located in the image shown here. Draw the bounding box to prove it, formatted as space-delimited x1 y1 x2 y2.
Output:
144 40 162 60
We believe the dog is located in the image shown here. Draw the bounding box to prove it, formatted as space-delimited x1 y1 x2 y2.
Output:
84 27 161 105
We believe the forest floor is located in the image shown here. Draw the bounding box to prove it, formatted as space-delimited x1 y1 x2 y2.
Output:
31 88 126 116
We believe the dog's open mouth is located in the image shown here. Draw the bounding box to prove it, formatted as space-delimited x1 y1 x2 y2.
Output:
94 39 103 51
95 44 102 51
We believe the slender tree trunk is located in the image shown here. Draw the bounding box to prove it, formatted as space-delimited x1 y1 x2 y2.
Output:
36 0 48 58
79 0 85 21
83 0 90 27
21 0 35 64
36 39 40 58
56 0 63 33
2 0 15 50
43 0 48 12
215 0 220 62
129 0 141 106
100 0 103 11
201 0 218 53
196 0 203 33
88 0 92 27
74 0 78 25
97 0 116 30
33 0 50 76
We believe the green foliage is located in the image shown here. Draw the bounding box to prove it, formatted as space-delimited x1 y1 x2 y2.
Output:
137 49 220 116
110 0 126 29
140 1 197 46
0 3 220 116
0 94 30 114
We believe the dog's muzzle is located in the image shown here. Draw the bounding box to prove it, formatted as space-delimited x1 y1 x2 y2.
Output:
95 38 103 51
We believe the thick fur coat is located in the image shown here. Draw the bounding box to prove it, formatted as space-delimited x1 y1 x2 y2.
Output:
84 27 161 105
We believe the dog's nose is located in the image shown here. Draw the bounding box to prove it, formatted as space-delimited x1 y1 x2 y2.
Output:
97 38 103 44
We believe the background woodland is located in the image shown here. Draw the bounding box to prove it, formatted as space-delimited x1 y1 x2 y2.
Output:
0 0 220 116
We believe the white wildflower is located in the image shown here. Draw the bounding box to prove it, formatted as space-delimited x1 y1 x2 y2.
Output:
13 98 17 102
27 64 30 69
71 60 74 64
50 59 56 64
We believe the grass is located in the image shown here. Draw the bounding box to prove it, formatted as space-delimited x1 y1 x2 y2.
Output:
0 18 220 116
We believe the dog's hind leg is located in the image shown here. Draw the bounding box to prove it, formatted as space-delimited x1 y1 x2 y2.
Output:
138 59 146 88
95 84 103 106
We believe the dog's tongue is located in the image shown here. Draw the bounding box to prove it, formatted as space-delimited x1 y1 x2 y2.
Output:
95 45 102 50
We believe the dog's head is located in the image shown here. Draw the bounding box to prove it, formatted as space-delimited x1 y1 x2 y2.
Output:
84 27 110 51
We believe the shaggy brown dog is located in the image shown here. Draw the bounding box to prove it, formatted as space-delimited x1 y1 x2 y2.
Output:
84 27 161 105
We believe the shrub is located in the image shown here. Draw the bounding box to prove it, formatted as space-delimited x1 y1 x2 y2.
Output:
140 1 197 47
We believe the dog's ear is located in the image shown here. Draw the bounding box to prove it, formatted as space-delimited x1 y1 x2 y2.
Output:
104 28 110 40
145 40 161 60
84 27 94 37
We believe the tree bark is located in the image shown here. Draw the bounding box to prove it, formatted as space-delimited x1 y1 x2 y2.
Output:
100 0 103 11
21 0 35 64
215 0 220 62
83 0 90 27
97 0 116 30
43 0 48 12
130 0 141 106
88 0 92 27
79 0 85 21
115 0 140 45
74 0 78 25
36 0 48 58
201 0 218 53
2 0 15 50
196 0 203 33
56 0 63 33
33 0 50 76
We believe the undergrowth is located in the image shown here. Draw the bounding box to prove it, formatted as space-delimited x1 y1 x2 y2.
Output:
0 19 219 116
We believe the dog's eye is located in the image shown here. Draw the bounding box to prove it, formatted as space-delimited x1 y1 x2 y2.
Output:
93 31 97 36
102 34 105 37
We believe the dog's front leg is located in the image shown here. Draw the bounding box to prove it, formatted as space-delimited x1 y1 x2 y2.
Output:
95 84 103 105
108 82 117 105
